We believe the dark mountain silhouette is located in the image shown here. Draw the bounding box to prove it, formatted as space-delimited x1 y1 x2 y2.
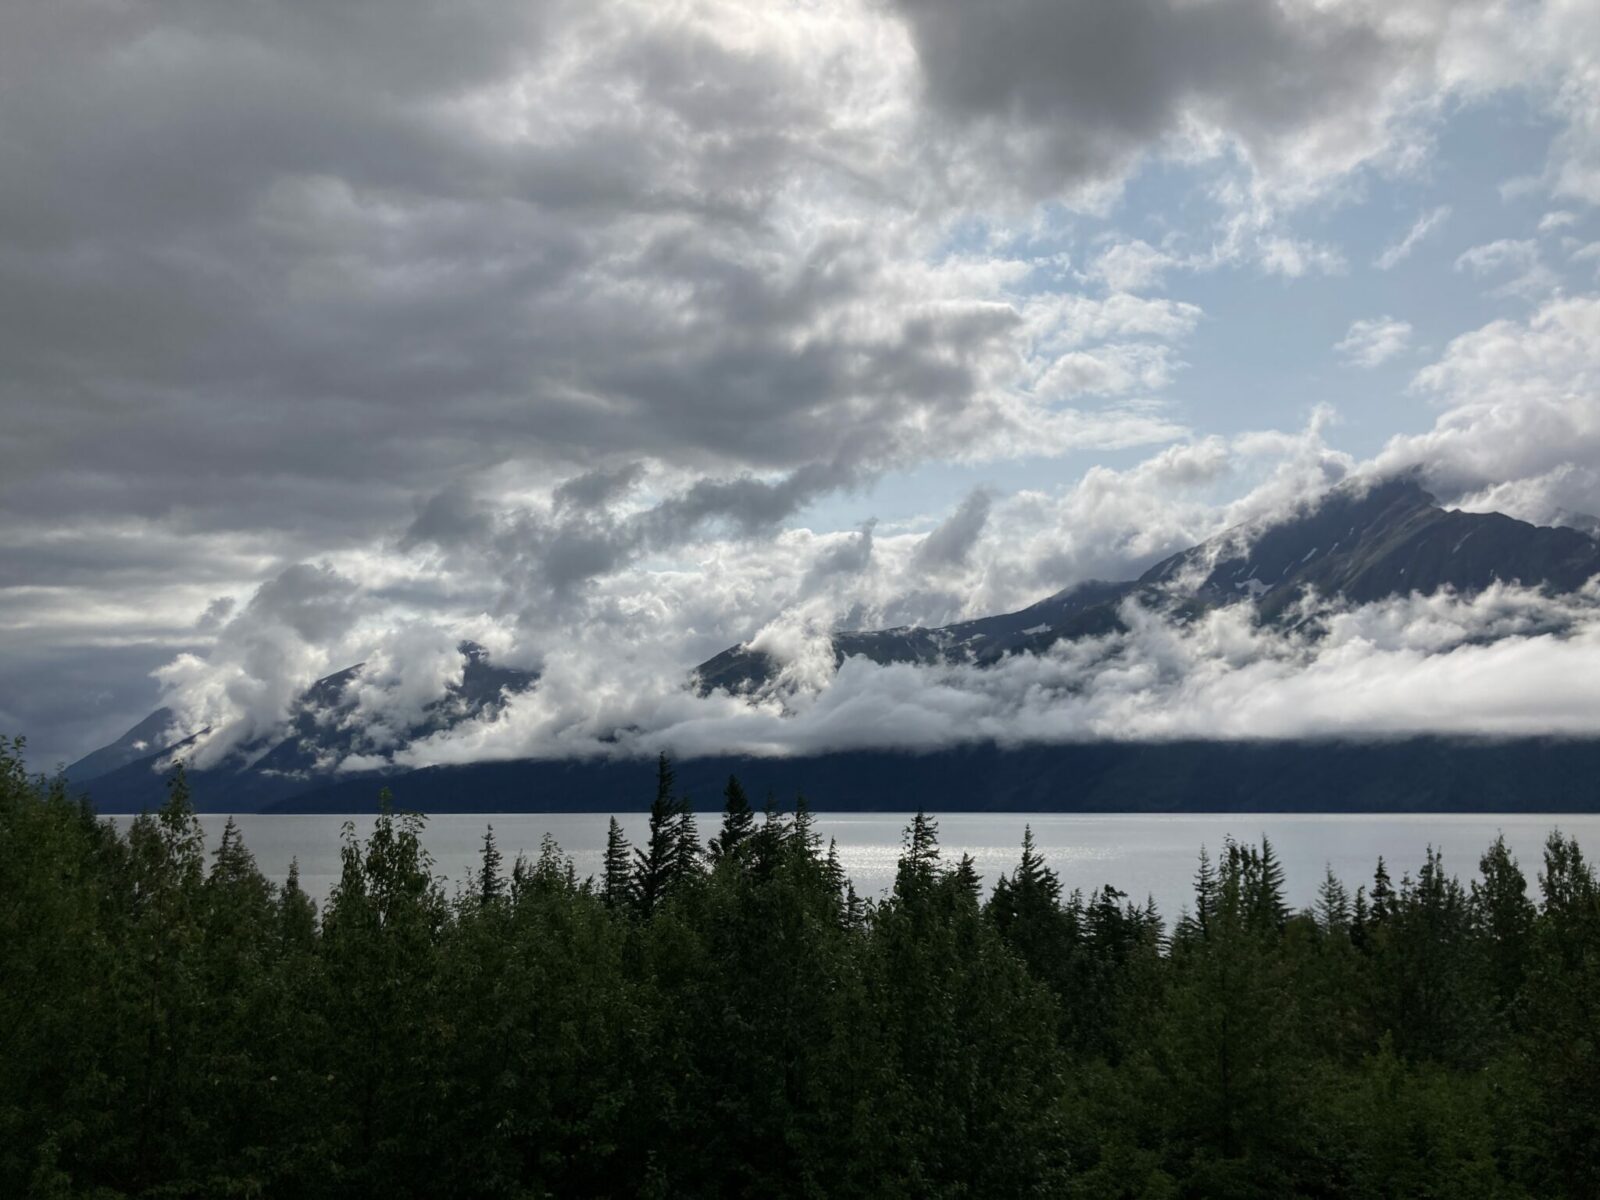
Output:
63 706 185 785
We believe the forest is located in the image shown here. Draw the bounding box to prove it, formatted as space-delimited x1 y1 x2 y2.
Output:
3 733 1599 1199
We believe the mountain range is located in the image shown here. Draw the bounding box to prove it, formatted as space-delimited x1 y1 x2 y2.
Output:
69 476 1600 813
694 476 1600 694
68 643 537 812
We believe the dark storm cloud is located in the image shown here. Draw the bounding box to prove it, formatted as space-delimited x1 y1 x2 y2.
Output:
0 0 1004 553
889 0 1410 191
554 465 648 513
406 459 869 607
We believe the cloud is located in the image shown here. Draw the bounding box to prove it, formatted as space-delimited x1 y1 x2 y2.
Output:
913 490 992 573
1382 295 1600 519
1375 205 1451 269
1090 240 1177 292
1455 239 1559 299
393 581 1600 767
1336 317 1414 368
889 0 1418 200
10 0 1600 766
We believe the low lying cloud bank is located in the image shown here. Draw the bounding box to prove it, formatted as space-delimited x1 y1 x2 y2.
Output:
386 581 1600 768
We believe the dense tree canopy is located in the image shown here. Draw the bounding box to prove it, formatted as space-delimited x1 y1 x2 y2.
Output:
4 735 1600 1197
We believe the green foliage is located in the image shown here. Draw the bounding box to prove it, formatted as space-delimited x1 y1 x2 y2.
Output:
2 739 1599 1196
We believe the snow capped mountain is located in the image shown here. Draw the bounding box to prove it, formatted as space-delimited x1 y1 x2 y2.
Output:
69 642 536 811
68 476 1600 814
694 477 1600 696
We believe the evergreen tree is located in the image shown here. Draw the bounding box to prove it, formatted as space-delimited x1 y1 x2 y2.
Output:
1315 865 1351 935
1471 834 1534 1011
8 741 1600 1200
279 858 317 949
601 817 632 910
951 852 981 904
1256 836 1288 931
791 794 820 862
478 824 504 904
633 754 701 914
672 793 703 883
633 755 680 916
708 774 755 864
1371 856 1395 924
823 836 847 898
1351 883 1371 950
1193 844 1216 937
893 810 941 902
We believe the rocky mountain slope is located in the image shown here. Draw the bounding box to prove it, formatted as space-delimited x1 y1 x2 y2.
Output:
70 476 1600 813
694 477 1600 695
70 642 535 811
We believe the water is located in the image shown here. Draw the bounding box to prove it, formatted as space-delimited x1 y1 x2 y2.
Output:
111 811 1600 920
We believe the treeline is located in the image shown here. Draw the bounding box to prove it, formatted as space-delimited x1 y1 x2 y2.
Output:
3 738 1600 1198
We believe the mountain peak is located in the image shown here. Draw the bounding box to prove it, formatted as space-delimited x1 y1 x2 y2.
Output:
695 475 1600 698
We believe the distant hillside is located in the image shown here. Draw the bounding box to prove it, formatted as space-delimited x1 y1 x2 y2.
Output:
72 476 1600 815
695 477 1600 694
252 737 1600 816
73 643 536 812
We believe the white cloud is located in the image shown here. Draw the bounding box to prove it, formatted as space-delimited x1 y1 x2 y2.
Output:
1090 239 1177 292
391 582 1600 767
1383 294 1600 517
1335 317 1414 368
1455 239 1559 299
1375 205 1451 269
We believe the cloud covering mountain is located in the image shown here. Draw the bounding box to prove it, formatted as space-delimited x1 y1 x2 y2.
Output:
5 0 1600 770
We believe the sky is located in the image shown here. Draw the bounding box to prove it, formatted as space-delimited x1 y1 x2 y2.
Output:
5 0 1600 769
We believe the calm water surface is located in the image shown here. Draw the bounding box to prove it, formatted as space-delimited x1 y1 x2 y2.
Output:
112 811 1600 920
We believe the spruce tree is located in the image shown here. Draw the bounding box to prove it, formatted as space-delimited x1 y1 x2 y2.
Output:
602 817 633 911
478 824 504 904
709 774 755 864
823 837 847 897
894 810 941 901
951 853 982 904
1193 845 1217 937
634 754 694 915
1472 834 1535 1009
279 858 318 949
791 794 820 862
1371 856 1394 924
672 794 703 884
1315 866 1351 935
1257 836 1288 931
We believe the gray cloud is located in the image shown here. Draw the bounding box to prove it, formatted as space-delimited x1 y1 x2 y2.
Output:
913 489 992 572
889 0 1416 196
7 0 1600 765
404 459 870 612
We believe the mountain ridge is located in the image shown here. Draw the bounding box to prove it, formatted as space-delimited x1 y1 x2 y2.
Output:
69 642 536 811
694 477 1600 695
69 476 1600 814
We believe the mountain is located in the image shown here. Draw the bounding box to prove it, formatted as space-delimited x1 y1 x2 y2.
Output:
266 736 1600 816
694 477 1600 695
73 642 536 812
63 706 186 785
73 476 1600 814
